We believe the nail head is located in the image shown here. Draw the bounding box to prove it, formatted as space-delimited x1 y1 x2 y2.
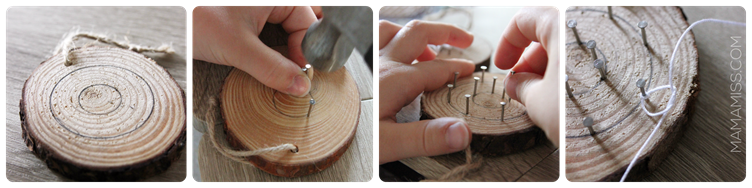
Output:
567 20 577 28
583 117 594 127
594 59 604 69
638 21 648 28
586 40 596 49
636 79 646 88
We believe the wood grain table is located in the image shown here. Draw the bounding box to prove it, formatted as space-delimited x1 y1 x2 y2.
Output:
639 6 746 182
5 6 187 182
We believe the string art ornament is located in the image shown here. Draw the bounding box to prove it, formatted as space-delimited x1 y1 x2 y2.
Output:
20 31 185 181
565 6 745 182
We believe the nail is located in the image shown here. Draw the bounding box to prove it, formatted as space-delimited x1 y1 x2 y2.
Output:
465 94 471 115
453 72 459 86
446 121 469 150
473 77 480 96
480 66 487 82
491 76 497 94
500 102 506 122
594 59 606 80
307 99 315 117
567 19 582 45
636 78 647 97
583 117 595 135
608 6 613 19
565 75 574 98
447 84 454 103
639 21 648 46
587 40 597 60
304 64 314 80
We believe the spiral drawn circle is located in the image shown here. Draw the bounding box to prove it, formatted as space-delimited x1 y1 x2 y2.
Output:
50 65 155 139
21 47 185 172
78 84 122 115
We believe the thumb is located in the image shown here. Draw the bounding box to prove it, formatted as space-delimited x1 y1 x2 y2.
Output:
503 71 559 146
231 37 311 97
379 117 472 164
504 72 543 105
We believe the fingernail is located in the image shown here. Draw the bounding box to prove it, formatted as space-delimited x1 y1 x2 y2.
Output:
445 121 470 150
286 74 310 97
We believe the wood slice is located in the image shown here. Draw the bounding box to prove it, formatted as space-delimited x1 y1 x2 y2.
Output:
421 72 546 156
20 46 186 181
564 6 698 181
221 66 360 177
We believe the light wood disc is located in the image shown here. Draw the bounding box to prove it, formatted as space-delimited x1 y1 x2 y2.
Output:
565 6 698 181
20 47 186 181
422 72 546 156
221 66 360 177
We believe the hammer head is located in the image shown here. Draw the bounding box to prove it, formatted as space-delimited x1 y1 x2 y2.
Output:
301 20 354 73
301 6 372 73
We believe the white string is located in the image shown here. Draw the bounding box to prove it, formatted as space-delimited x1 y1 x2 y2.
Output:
621 19 746 182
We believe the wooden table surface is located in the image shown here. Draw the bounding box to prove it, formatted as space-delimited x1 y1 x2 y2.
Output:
5 6 187 182
640 6 746 182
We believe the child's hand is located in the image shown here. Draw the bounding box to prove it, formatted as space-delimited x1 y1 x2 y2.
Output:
495 7 560 146
193 6 318 97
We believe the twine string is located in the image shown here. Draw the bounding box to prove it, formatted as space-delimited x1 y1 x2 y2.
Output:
54 30 176 66
204 96 297 164
421 147 484 182
621 19 745 182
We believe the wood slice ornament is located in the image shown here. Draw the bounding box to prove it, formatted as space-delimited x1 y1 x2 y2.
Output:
564 7 698 181
220 66 360 177
20 47 186 181
422 72 546 156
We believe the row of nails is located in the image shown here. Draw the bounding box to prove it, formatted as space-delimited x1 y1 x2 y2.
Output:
448 66 510 121
565 8 651 99
565 8 651 135
567 7 649 47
